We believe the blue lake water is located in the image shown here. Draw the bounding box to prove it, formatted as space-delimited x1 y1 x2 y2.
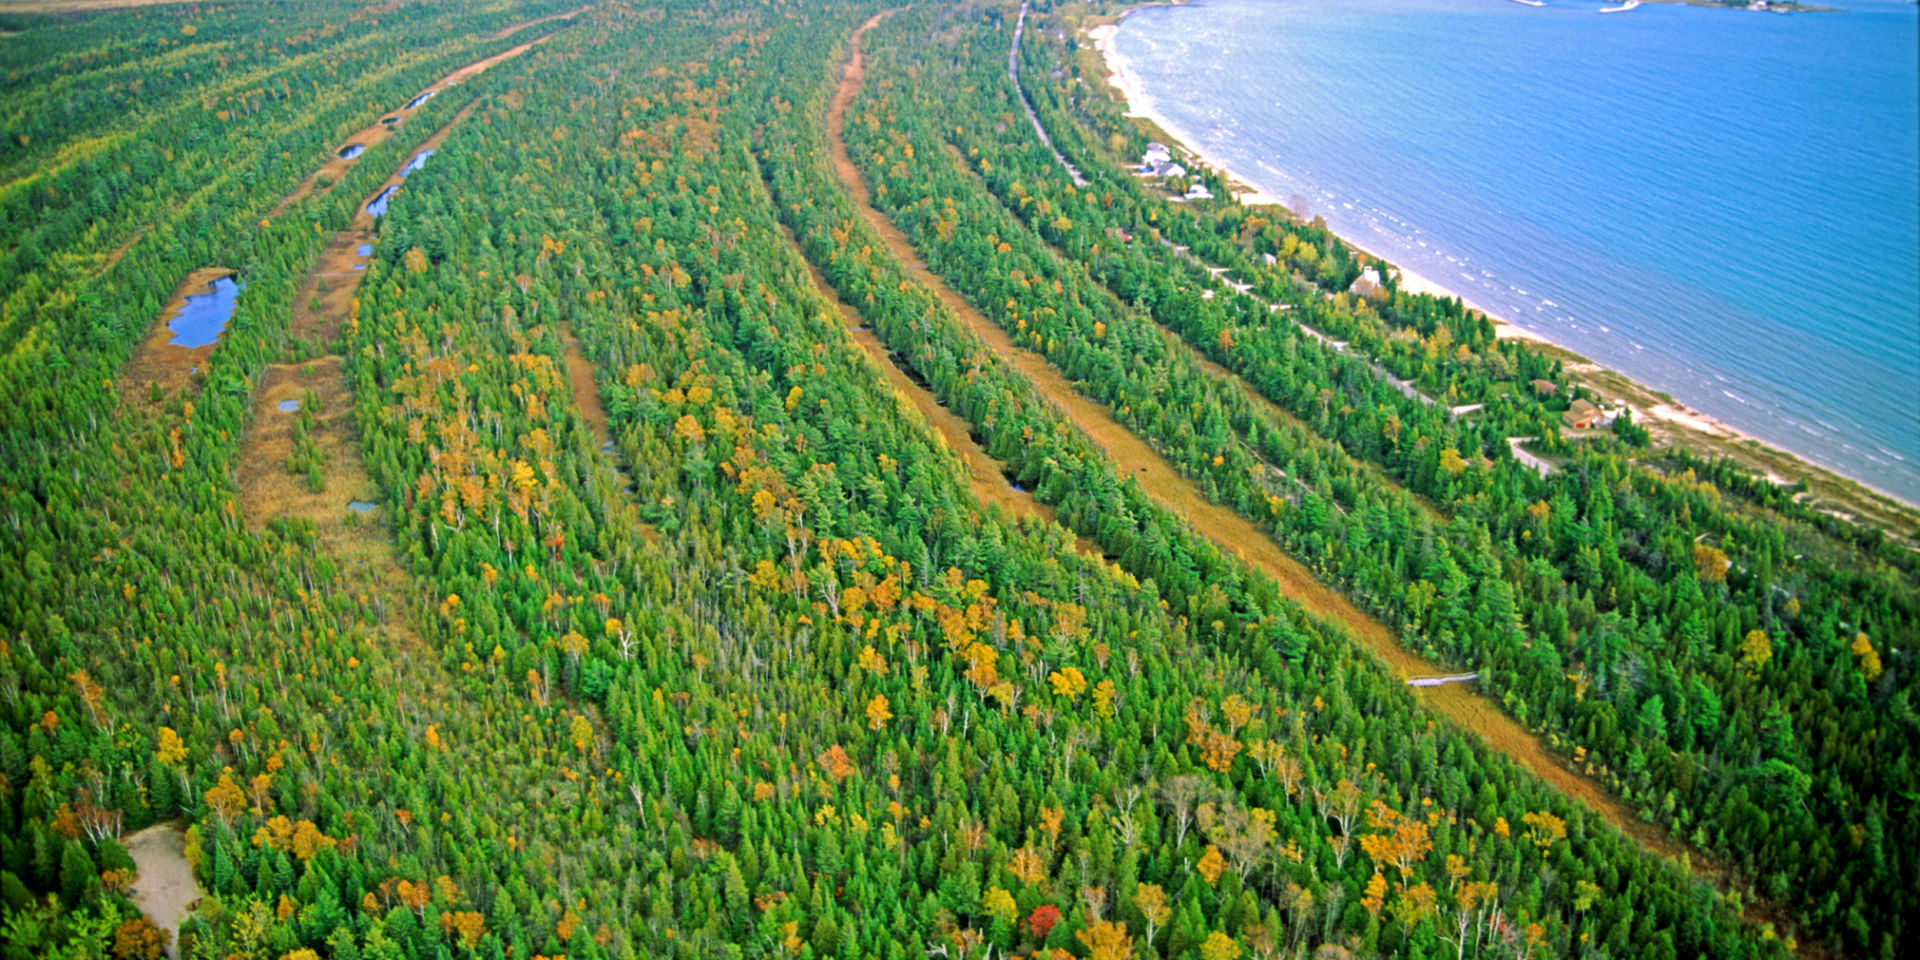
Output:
166 275 243 348
338 143 365 160
366 185 400 217
1113 0 1920 502
403 149 435 175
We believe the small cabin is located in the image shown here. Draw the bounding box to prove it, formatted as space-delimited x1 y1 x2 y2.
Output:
1562 398 1602 430
1184 182 1213 201
1142 141 1173 165
1529 379 1558 396
1348 266 1383 297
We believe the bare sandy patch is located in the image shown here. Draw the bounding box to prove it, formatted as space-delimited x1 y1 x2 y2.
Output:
126 820 200 959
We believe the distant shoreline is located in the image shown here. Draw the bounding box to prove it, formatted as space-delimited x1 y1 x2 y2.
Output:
1085 4 1920 530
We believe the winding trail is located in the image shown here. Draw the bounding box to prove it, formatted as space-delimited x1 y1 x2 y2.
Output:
1008 3 1085 187
826 8 1768 922
1508 436 1556 477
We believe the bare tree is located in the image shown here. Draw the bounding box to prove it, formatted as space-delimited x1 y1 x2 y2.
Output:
1162 774 1207 846
1200 801 1275 880
1315 777 1364 839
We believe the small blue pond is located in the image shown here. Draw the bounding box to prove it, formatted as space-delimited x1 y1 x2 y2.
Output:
277 399 300 413
166 276 244 348
346 500 377 514
402 149 435 176
366 185 400 217
356 243 374 257
381 116 401 126
406 89 437 110
338 144 365 160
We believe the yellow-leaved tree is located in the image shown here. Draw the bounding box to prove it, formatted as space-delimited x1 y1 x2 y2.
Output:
1195 845 1227 886
1200 931 1242 960
1076 920 1132 960
1134 884 1171 944
1048 666 1087 700
1741 629 1772 676
156 727 187 767
1852 633 1883 681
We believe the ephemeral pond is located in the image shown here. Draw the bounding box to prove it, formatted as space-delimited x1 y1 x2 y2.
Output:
164 275 242 348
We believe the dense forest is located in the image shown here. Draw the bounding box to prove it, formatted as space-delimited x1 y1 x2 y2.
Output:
0 2 1907 960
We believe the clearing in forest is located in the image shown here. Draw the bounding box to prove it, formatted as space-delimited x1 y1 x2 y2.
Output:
124 820 201 960
236 105 487 522
231 19 558 615
236 234 399 612
559 325 617 447
124 15 569 410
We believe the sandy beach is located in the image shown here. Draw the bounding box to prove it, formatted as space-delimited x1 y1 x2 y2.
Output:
1086 8 1919 529
1089 21 1282 207
1093 17 1546 339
